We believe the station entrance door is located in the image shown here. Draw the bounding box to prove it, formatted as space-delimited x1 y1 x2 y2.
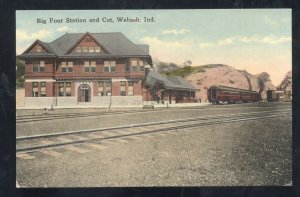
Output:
78 84 91 102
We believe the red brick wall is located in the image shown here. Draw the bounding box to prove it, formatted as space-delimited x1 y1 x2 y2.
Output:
24 56 146 80
93 82 98 96
44 60 53 73
46 82 53 96
24 56 147 98
25 59 54 78
73 60 83 73
55 71 144 79
112 81 119 96
54 58 144 79
25 81 54 97
142 88 152 101
71 82 75 96
25 82 32 97
117 63 125 73
97 63 104 73
134 80 142 96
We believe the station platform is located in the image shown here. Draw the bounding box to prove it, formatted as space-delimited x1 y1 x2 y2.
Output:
16 102 211 110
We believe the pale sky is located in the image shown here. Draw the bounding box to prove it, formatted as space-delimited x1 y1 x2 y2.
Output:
16 9 291 86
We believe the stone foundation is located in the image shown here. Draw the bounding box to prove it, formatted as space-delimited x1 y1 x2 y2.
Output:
24 96 143 108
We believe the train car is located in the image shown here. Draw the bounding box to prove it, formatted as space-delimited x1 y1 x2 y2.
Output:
267 90 292 102
207 85 259 104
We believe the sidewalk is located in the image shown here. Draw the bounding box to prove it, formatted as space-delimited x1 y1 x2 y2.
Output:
16 105 143 110
16 103 211 110
154 102 210 108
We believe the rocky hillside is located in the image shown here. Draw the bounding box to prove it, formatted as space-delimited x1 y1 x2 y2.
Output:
278 71 292 92
183 64 276 101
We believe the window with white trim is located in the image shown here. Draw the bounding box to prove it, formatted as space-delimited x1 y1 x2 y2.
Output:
90 61 96 72
129 59 144 72
131 60 138 72
84 61 89 72
88 47 95 52
36 45 42 52
98 81 104 96
58 82 64 96
61 61 73 72
76 47 82 52
40 82 46 97
104 61 116 72
32 82 38 97
128 81 134 96
120 81 126 96
98 81 111 96
139 60 144 72
126 63 130 72
76 46 100 53
65 82 71 96
33 61 45 72
58 82 72 96
84 61 96 72
95 47 100 52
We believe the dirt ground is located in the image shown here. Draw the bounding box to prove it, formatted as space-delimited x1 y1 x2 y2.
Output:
17 115 292 187
16 88 24 107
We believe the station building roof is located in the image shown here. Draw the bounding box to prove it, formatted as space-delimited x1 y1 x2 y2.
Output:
145 70 198 91
18 32 152 63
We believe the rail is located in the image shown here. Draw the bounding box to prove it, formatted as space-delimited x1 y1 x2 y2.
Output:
16 109 291 153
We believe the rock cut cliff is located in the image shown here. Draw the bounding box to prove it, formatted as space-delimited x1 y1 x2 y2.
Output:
184 64 276 101
278 71 292 92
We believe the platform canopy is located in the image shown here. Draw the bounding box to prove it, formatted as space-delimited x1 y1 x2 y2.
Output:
145 70 198 91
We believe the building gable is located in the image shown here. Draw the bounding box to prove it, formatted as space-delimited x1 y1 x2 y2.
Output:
23 40 54 54
67 33 109 54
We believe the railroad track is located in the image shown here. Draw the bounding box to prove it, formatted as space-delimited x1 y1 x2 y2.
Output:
16 109 291 154
16 107 206 123
16 109 152 123
16 105 292 123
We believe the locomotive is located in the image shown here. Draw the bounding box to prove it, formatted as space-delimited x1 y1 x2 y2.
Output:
207 85 260 104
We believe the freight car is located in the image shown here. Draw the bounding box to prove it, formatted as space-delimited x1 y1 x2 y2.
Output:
266 90 292 102
207 85 260 104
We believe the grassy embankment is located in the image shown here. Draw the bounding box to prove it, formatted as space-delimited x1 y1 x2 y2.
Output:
164 64 224 77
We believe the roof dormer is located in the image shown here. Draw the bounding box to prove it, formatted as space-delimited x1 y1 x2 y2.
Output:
66 32 109 54
22 40 54 54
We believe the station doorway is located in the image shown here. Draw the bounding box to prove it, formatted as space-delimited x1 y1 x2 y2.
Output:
78 84 91 102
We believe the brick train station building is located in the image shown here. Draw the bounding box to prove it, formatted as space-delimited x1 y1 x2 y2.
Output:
18 32 197 108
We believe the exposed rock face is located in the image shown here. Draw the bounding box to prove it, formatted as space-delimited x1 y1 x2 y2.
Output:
185 64 276 101
278 71 292 92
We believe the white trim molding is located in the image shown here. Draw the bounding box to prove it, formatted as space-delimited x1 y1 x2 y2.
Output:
111 78 135 82
25 79 56 82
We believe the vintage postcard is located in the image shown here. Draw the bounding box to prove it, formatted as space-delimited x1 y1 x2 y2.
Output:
16 9 292 187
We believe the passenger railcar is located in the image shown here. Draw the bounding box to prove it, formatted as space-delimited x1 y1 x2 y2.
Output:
207 85 259 104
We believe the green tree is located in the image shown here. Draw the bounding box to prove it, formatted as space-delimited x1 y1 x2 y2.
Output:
16 58 25 88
